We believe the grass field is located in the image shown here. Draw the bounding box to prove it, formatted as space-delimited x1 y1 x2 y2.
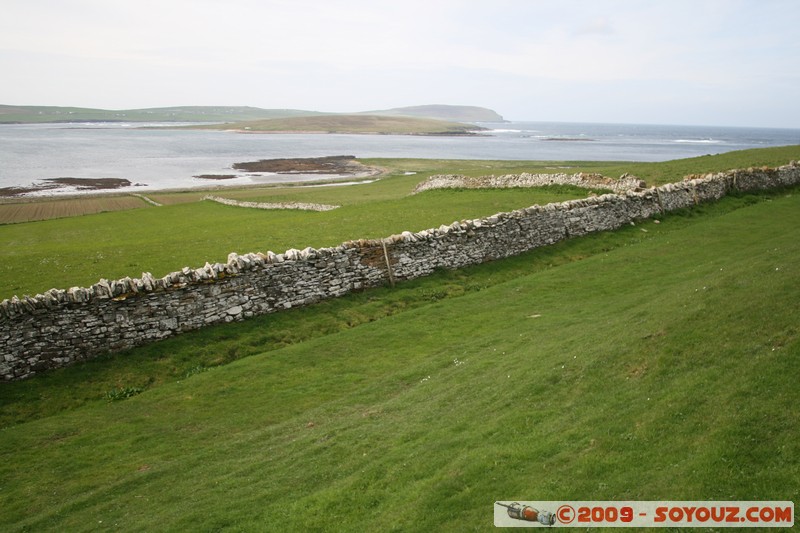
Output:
2 145 799 300
0 195 151 224
1 146 799 530
0 184 610 298
3 145 798 223
0 184 797 531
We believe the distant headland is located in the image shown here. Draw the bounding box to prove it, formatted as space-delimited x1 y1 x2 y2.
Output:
0 104 504 135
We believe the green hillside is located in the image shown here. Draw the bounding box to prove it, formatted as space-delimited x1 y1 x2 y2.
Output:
0 105 323 124
1 186 798 531
0 104 502 124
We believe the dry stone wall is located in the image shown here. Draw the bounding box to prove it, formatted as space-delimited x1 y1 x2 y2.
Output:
413 171 647 194
2 163 799 380
203 195 340 211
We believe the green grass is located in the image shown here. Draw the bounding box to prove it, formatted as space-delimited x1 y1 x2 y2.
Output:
0 189 785 427
2 145 799 299
0 184 607 298
356 145 800 186
1 187 798 531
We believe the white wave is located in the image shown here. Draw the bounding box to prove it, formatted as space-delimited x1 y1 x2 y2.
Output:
673 138 722 144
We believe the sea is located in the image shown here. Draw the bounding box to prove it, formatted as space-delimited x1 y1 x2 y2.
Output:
1 121 798 196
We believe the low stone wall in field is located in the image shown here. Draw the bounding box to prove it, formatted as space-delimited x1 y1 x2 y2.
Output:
412 171 647 194
1 163 798 380
203 195 340 211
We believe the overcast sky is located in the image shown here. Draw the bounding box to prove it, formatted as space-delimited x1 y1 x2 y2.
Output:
2 0 798 127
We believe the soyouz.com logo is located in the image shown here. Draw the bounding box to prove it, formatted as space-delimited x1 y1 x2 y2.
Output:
493 501 794 528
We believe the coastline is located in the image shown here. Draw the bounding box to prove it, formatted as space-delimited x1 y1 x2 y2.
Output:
0 156 384 201
226 128 485 136
2 122 798 202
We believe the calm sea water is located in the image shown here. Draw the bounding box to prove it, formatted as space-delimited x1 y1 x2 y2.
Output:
1 121 798 196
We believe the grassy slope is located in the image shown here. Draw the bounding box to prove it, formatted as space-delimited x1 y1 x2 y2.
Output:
1 189 798 531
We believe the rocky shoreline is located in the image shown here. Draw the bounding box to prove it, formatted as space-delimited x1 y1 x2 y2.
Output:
0 156 382 199
0 177 136 198
231 155 380 175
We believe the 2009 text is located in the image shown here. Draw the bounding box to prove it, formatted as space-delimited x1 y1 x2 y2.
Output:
494 500 794 528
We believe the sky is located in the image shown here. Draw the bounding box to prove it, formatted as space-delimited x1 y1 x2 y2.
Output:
1 0 799 127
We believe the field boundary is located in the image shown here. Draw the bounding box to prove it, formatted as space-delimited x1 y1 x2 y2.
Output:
1 162 798 380
413 171 646 194
203 195 339 211
131 194 163 207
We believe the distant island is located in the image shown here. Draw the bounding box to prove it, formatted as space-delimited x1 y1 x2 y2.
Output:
0 103 502 136
188 114 485 136
363 105 504 123
0 104 504 135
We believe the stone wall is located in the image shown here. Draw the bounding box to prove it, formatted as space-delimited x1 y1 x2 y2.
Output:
203 195 340 211
412 171 647 194
2 163 798 380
